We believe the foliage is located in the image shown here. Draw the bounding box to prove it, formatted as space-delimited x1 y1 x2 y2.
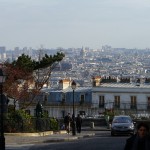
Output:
104 109 114 123
3 52 65 109
11 52 65 71
42 110 49 118
50 118 59 131
5 108 60 132
5 110 33 132
12 54 35 73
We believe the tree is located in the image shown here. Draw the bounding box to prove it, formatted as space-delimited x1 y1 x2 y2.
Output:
3 52 65 110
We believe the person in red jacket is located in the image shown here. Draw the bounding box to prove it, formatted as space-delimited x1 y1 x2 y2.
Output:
124 122 150 150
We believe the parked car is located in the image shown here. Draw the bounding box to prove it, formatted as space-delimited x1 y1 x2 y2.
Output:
111 115 135 136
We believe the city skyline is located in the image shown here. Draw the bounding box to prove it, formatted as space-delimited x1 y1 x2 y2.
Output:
0 0 150 49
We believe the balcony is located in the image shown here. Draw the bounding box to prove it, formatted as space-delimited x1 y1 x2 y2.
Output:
114 104 120 109
99 104 104 108
130 105 137 109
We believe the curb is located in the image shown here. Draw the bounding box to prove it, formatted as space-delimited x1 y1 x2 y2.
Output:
6 127 109 145
32 133 95 143
82 128 110 131
43 137 79 143
5 130 67 137
36 133 95 143
6 133 96 145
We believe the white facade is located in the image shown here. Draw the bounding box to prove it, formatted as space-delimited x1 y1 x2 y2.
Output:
25 79 150 118
92 83 150 117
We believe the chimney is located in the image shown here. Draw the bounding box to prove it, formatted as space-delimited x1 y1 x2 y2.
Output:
59 79 71 90
92 76 101 87
140 78 145 84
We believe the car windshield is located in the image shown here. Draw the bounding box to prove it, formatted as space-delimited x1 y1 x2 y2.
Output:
113 117 132 123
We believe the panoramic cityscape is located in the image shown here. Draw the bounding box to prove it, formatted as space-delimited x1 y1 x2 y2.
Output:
0 46 150 116
1 0 150 150
1 45 150 150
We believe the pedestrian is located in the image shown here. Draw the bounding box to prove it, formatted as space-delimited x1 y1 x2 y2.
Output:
64 113 72 133
76 114 82 133
124 122 150 150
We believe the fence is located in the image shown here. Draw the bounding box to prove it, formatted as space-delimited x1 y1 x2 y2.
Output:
104 102 150 119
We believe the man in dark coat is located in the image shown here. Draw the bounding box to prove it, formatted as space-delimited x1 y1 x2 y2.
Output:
76 114 82 133
124 122 150 150
64 113 72 133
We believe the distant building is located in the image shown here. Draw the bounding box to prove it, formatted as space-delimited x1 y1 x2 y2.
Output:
80 47 86 59
26 79 92 118
0 46 6 60
0 46 6 53
25 76 150 118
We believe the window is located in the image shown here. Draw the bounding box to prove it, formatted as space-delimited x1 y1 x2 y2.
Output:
99 96 104 108
147 97 150 109
80 94 85 105
62 93 66 103
113 116 132 123
130 96 137 109
114 96 120 108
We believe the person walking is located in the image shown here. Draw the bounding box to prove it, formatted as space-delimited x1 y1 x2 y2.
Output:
64 113 72 133
76 114 82 133
124 122 150 150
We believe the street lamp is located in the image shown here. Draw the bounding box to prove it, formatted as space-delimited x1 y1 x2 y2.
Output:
71 80 76 136
0 68 6 150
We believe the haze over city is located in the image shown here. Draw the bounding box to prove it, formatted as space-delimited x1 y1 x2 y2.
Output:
0 0 150 49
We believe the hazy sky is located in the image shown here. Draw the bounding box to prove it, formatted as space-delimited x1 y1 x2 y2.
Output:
1 0 150 49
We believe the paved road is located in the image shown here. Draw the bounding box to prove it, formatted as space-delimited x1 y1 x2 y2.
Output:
6 144 34 150
6 131 129 150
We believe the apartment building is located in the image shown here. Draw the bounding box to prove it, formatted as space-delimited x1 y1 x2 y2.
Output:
25 76 150 118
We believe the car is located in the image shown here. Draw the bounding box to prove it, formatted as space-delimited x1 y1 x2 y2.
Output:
111 115 135 136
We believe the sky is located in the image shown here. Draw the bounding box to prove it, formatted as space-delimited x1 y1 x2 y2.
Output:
1 0 150 50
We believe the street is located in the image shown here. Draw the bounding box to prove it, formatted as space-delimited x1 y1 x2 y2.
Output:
28 136 127 150
6 131 129 150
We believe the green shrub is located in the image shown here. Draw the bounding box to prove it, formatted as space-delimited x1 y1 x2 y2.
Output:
50 118 59 131
5 109 33 132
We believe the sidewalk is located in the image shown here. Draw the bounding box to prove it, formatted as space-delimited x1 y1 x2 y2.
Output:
5 126 110 146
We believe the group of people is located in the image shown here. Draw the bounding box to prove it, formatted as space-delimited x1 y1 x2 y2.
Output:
64 113 82 133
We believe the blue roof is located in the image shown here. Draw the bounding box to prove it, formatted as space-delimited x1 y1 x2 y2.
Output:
41 86 92 93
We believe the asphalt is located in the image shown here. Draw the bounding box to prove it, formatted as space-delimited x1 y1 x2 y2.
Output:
5 126 110 146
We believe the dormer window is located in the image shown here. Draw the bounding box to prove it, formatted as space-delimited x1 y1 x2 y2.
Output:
80 94 85 105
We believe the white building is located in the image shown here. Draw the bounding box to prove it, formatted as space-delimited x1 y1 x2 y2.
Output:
25 76 150 118
92 76 150 118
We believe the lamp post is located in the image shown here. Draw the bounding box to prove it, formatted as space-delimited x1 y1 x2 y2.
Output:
71 80 76 136
0 68 6 150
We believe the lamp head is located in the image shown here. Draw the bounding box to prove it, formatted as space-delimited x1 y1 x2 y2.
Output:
71 80 76 90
